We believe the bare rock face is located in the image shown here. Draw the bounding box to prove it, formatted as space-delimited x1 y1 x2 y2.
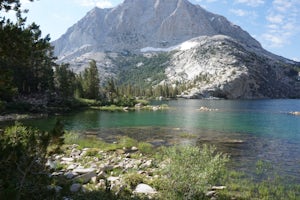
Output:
52 0 260 59
163 35 300 99
52 0 300 99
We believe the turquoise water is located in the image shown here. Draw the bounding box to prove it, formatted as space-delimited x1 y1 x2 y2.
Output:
6 99 300 181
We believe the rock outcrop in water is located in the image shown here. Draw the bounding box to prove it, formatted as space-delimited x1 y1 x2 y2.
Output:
52 0 300 99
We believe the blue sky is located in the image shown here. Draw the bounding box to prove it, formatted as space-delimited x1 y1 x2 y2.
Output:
6 0 300 61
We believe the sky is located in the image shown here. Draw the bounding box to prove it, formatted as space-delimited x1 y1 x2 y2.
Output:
3 0 300 61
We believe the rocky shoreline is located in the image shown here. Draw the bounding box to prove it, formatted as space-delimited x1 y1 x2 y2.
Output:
47 144 159 198
0 113 48 122
47 144 225 199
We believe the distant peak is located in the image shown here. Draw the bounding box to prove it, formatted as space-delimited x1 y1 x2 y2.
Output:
122 0 191 6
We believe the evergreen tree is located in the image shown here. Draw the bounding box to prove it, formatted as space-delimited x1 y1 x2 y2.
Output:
79 60 100 99
105 78 118 103
54 63 76 98
1 1 56 99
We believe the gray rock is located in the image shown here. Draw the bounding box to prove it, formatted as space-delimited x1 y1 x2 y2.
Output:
141 160 152 168
73 168 96 174
91 176 98 184
53 0 260 59
99 165 113 172
54 186 63 193
107 176 119 182
70 149 81 158
61 157 74 162
97 179 106 189
70 183 81 193
67 164 77 170
65 171 77 179
134 184 157 195
131 146 138 151
51 172 63 177
212 186 226 190
97 171 107 179
73 171 97 184
46 159 57 169
206 191 216 197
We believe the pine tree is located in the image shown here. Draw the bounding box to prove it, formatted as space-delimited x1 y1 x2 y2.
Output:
54 63 76 98
79 60 100 99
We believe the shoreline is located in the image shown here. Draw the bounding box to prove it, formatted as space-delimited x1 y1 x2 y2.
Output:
0 113 49 122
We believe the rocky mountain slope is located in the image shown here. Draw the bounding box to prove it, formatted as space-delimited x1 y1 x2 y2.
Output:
52 0 300 99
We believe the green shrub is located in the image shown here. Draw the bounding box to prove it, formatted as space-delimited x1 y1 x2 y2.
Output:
0 100 5 113
159 144 229 200
0 123 64 200
123 173 145 190
85 148 100 157
137 142 154 154
0 125 50 199
118 136 138 148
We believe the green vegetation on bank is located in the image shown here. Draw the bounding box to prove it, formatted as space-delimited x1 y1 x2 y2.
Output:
0 121 65 200
1 124 299 199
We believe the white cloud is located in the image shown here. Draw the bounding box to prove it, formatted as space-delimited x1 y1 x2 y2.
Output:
261 0 300 48
266 14 284 24
230 9 257 18
235 0 265 7
262 33 285 47
230 9 248 16
75 0 113 8
273 0 293 12
96 0 114 8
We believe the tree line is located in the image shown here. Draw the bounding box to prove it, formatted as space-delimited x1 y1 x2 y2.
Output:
0 0 187 112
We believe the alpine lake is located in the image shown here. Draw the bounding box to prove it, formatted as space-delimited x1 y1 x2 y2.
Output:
4 99 300 183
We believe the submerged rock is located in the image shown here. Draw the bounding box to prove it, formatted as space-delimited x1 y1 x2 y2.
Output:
290 111 300 116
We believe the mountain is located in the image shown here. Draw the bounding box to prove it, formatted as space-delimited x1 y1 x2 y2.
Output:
52 0 300 99
53 0 261 57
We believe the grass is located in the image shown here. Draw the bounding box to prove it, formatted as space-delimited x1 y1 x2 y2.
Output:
178 132 198 139
64 132 154 155
155 145 229 200
75 98 102 107
123 173 146 189
219 170 300 200
64 132 118 151
63 132 300 200
91 105 125 112
135 99 150 106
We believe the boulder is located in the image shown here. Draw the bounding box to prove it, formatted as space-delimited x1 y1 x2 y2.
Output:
73 167 96 174
73 171 97 184
134 184 157 194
